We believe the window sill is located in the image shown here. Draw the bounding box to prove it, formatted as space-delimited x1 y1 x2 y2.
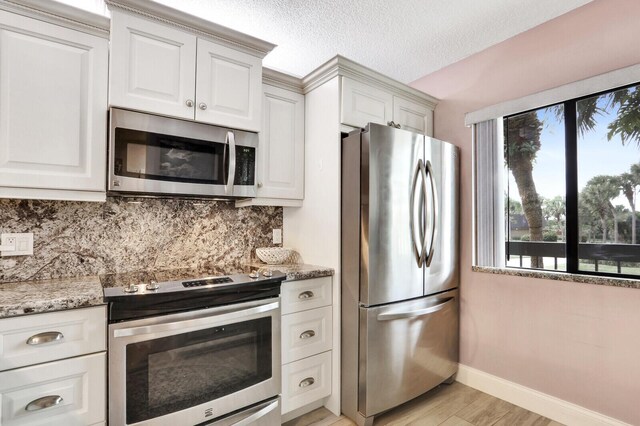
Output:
471 266 640 290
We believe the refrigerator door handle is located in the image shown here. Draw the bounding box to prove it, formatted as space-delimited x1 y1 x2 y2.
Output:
424 159 438 267
376 297 455 321
410 160 424 267
418 160 430 266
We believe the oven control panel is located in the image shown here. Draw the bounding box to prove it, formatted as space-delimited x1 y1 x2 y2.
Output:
183 277 233 287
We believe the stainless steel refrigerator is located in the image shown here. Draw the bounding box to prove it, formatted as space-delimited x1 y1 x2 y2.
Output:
341 123 459 426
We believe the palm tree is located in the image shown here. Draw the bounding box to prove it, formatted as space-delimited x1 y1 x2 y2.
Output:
618 163 640 244
607 87 640 144
505 112 544 267
581 175 621 242
543 196 566 240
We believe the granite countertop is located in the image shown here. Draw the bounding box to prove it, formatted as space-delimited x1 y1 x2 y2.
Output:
0 263 333 319
246 263 334 281
0 275 104 319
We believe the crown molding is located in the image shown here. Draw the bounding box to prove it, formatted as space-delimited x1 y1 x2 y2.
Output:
0 0 110 38
302 55 439 108
104 0 276 58
262 68 304 94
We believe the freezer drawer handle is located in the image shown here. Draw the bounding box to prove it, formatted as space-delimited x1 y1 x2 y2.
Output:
377 297 455 321
299 377 315 388
25 395 63 411
298 291 314 300
299 330 316 339
26 331 64 345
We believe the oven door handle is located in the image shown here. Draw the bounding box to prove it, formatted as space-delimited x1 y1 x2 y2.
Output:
113 301 279 338
231 398 279 426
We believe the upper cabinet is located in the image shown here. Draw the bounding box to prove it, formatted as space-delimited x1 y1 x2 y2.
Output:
0 3 109 202
340 75 436 136
236 69 305 208
106 1 273 132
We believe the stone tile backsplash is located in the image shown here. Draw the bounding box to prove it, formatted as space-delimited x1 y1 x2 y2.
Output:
0 197 282 283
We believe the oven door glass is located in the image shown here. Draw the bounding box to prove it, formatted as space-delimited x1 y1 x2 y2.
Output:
125 317 272 424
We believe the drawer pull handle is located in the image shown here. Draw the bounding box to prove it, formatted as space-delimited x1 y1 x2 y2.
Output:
298 291 314 300
25 395 63 411
26 331 64 345
299 330 316 339
299 377 315 388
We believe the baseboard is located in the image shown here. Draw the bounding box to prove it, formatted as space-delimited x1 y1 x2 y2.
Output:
456 364 631 426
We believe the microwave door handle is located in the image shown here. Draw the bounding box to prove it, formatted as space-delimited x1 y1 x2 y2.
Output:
225 131 236 195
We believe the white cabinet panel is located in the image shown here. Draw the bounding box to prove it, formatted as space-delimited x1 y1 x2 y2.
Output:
0 10 107 195
341 77 392 129
393 96 429 134
0 306 106 372
281 276 332 315
281 351 331 414
258 84 304 200
282 306 332 364
196 38 262 131
109 10 196 119
0 352 106 426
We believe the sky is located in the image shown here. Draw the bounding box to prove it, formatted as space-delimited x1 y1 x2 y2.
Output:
506 87 640 210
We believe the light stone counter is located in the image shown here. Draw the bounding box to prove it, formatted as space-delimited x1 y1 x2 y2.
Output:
0 275 104 319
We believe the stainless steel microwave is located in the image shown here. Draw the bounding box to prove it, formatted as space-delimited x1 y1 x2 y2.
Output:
108 108 257 198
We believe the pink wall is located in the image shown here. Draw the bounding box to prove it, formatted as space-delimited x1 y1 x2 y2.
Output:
411 0 640 423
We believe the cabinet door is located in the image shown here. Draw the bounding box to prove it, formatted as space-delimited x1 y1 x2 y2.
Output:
109 10 196 119
393 96 431 135
341 77 392 129
0 352 106 426
196 38 262 131
258 85 304 200
0 11 108 193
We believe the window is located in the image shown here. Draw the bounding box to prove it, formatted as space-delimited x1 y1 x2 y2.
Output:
502 83 640 278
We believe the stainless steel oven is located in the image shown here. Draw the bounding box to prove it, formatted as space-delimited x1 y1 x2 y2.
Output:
108 108 257 198
108 297 281 426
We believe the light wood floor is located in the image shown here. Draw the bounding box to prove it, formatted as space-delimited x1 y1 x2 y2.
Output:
284 382 563 426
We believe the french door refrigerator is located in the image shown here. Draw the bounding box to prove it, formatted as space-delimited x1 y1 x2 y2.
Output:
341 123 459 426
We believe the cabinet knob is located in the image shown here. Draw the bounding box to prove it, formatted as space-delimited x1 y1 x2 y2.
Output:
185 99 194 107
199 102 208 110
257 182 263 188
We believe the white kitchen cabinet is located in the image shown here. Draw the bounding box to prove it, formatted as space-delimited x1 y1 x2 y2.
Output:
340 76 435 136
236 72 305 208
0 7 108 201
108 2 274 133
0 306 107 425
0 353 106 426
196 38 262 131
280 276 333 418
109 10 197 120
393 95 431 135
341 77 393 129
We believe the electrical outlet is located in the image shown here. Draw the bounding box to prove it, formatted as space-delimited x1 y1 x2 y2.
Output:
273 229 282 245
1 233 33 256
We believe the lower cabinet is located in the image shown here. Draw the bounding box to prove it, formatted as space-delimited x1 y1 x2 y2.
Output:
0 306 107 426
0 353 106 426
280 276 333 416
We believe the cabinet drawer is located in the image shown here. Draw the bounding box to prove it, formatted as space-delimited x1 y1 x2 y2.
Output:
281 276 332 315
0 352 106 426
282 306 332 364
0 306 106 371
281 351 331 414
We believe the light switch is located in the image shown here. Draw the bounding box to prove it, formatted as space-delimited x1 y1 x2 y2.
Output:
273 229 282 244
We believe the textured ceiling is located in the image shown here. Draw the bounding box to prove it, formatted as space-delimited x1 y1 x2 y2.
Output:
58 0 592 83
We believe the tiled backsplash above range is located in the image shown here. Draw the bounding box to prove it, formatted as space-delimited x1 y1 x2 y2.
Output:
0 198 282 284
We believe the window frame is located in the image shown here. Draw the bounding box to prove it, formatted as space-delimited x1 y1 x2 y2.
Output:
503 81 640 280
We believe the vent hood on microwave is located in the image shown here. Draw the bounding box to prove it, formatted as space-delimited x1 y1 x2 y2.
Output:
107 108 258 199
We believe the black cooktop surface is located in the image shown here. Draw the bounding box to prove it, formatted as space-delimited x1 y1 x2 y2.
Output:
100 264 285 322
